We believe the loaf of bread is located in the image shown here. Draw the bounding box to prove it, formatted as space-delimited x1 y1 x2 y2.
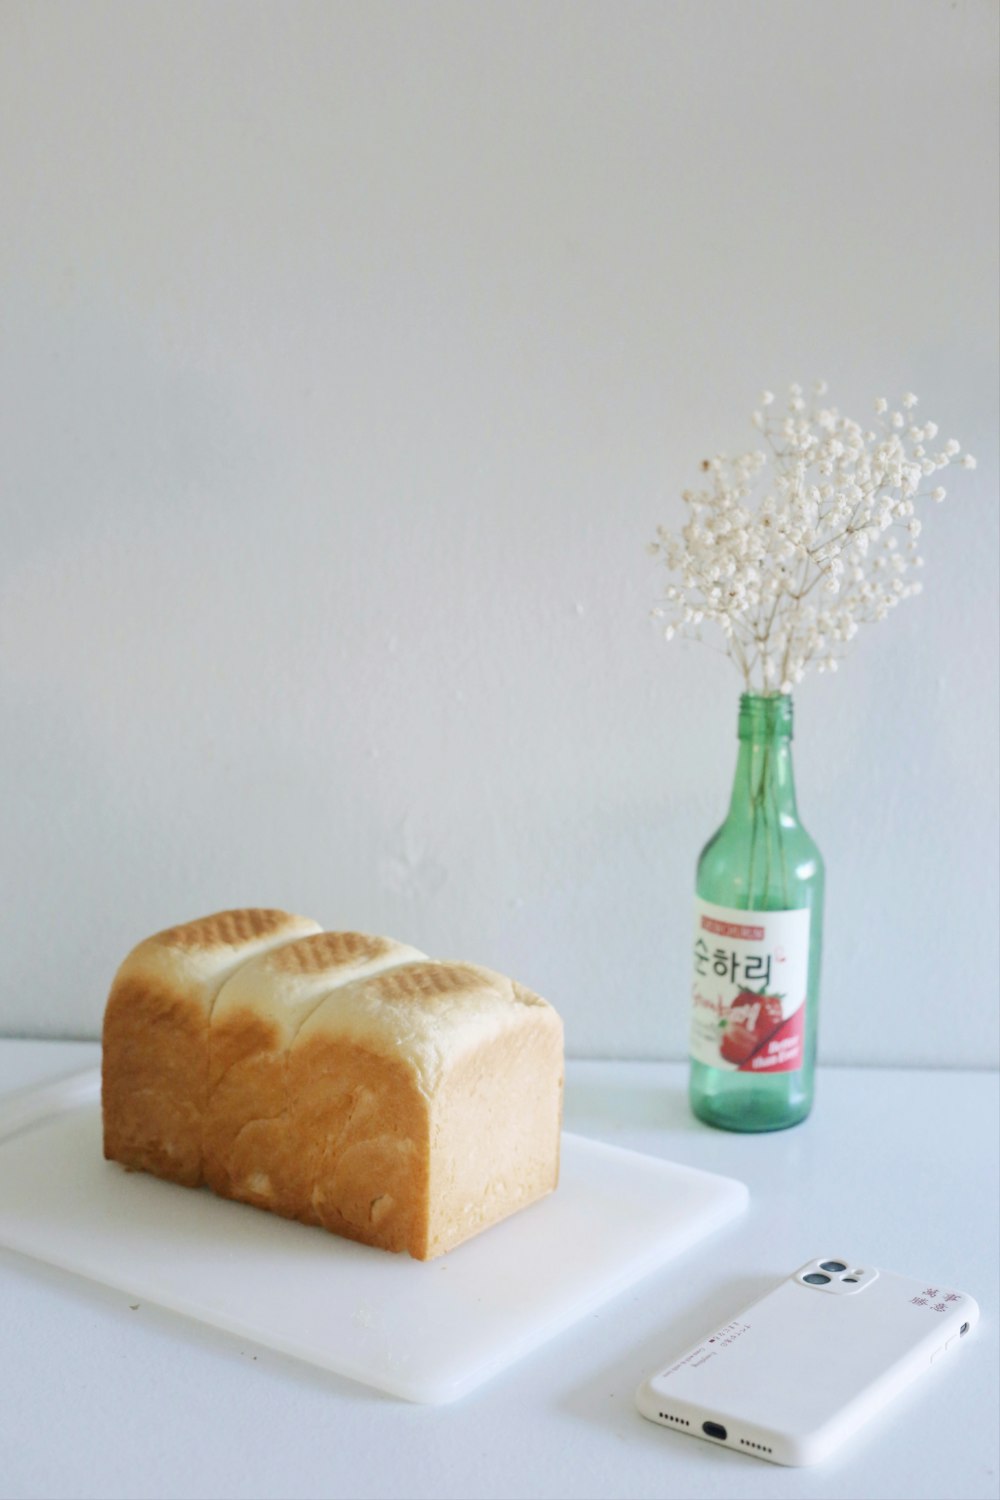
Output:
102 909 564 1259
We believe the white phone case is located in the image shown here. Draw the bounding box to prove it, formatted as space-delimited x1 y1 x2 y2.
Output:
635 1257 979 1467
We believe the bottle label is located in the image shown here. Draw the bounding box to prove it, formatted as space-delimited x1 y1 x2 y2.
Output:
690 897 811 1073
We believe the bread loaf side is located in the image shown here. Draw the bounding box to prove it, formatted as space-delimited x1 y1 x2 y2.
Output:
203 930 425 1210
101 908 322 1184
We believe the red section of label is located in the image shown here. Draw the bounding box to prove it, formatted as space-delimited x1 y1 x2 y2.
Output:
701 916 765 941
718 992 784 1066
691 898 810 1073
736 1004 804 1072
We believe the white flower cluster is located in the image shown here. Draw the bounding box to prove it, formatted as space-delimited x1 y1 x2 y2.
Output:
648 383 977 694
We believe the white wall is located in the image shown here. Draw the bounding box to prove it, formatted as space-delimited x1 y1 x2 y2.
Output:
1 0 997 1066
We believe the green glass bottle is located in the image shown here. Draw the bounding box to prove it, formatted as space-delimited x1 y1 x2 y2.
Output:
689 694 824 1131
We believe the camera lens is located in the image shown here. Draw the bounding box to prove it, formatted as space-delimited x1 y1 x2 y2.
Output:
803 1272 830 1284
820 1261 847 1273
843 1277 859 1283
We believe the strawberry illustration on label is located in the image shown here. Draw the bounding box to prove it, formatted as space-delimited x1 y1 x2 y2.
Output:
719 990 784 1066
690 899 811 1074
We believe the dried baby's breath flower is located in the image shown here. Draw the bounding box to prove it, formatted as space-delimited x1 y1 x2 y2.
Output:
647 385 976 693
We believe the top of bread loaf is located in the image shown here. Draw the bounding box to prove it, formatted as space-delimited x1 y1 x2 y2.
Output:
156 909 305 952
115 908 323 997
266 931 414 976
107 913 560 1100
294 959 556 1096
211 930 427 1046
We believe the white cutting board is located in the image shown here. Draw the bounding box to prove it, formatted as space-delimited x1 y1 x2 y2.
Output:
0 1069 748 1403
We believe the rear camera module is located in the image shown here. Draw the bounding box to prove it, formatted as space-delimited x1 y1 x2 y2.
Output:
803 1272 831 1285
820 1261 848 1273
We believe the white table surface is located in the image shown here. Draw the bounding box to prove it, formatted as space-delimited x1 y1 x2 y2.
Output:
1 1041 997 1500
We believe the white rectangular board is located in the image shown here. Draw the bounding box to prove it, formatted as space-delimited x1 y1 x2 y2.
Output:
0 1070 748 1403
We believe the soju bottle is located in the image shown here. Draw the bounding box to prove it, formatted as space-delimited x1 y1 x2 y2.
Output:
689 693 824 1131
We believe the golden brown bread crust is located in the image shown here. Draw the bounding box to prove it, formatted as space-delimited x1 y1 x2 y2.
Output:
290 1036 431 1254
356 960 490 1005
102 916 563 1259
101 908 321 1185
101 973 206 1186
203 1008 285 1200
267 930 397 975
155 908 298 951
201 930 423 1201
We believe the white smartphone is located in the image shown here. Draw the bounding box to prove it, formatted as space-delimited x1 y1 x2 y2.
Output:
635 1257 979 1467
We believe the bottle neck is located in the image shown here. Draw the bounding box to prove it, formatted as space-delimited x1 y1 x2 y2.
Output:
727 694 799 824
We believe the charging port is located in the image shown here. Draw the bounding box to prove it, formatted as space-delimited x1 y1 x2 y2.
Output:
702 1421 727 1441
